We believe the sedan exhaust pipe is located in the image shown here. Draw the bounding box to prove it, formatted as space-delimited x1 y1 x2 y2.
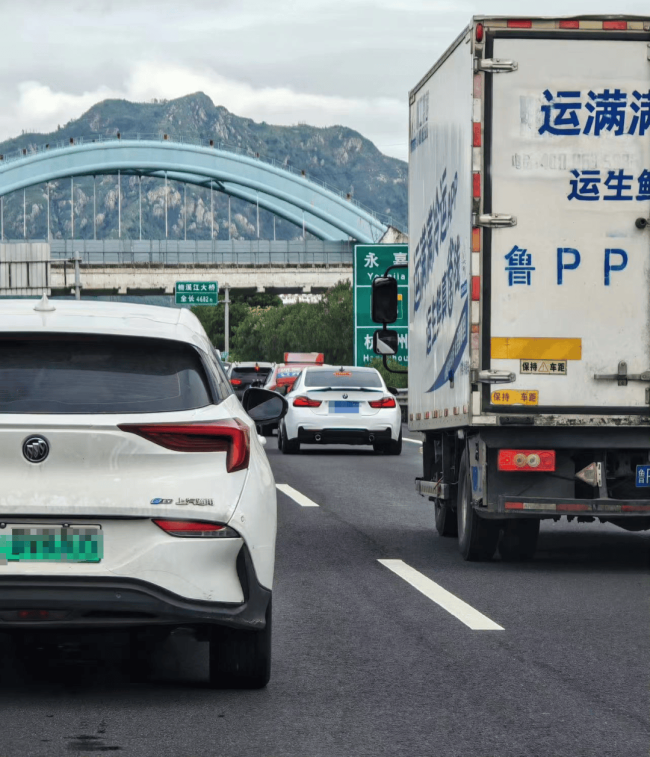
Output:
368 434 375 443
315 433 322 442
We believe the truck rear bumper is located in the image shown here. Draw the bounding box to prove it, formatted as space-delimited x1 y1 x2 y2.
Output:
480 496 650 518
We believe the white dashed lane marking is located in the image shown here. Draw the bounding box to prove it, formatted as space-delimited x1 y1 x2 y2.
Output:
276 484 320 507
378 559 504 631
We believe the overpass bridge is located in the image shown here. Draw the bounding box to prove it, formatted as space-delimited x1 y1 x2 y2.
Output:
1 240 354 296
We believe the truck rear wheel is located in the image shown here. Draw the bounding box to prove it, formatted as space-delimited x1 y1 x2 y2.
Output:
457 451 499 561
434 500 458 537
499 519 540 561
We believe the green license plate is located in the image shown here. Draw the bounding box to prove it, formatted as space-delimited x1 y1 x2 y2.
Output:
0 526 103 562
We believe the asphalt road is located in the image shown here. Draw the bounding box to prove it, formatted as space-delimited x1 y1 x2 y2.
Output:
0 427 647 756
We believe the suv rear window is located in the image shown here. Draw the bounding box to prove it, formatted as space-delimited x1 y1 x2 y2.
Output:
0 335 213 414
231 367 273 384
303 369 382 388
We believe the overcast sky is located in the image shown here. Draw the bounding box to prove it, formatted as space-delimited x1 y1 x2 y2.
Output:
1 0 648 161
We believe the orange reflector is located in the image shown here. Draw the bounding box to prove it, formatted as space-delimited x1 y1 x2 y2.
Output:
504 502 524 510
498 450 556 472
471 276 481 301
507 19 532 28
472 227 481 252
556 504 590 512
473 123 482 147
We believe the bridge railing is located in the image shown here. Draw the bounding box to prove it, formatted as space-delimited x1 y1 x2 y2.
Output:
0 133 400 230
47 239 354 267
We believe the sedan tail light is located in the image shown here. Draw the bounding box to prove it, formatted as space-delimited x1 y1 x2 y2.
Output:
118 419 250 472
498 449 555 472
293 396 322 407
230 378 242 386
369 396 397 409
153 520 239 538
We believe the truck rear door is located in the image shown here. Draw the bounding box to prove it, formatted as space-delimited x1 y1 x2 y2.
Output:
486 30 650 412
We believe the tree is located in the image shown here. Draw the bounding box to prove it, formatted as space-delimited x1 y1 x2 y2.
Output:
191 290 282 352
230 281 354 364
368 356 408 388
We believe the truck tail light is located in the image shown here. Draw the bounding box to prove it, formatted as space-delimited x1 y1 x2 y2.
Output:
153 520 239 538
369 397 397 409
293 396 322 407
498 449 555 472
507 19 532 28
476 22 484 42
118 419 250 472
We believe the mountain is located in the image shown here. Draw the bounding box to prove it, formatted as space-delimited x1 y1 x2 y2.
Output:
0 93 407 242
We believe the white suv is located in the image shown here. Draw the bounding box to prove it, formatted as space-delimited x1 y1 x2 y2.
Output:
0 298 286 688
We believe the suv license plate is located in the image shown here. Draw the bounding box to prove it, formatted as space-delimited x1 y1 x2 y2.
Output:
0 526 103 563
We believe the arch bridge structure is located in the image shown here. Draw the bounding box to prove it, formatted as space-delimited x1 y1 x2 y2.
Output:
0 135 391 244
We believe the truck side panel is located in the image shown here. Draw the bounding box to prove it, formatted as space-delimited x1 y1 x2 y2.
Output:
409 31 473 431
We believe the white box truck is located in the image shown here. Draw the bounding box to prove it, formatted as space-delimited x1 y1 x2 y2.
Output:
373 15 650 560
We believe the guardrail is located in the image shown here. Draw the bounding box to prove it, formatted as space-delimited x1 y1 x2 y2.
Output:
44 239 355 267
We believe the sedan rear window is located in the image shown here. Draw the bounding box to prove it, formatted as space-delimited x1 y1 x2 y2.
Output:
0 335 213 414
303 369 382 388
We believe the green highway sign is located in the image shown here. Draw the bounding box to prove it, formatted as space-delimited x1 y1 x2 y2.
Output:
175 281 218 305
353 244 408 367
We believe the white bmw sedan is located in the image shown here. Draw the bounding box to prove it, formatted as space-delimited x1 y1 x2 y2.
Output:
0 298 286 689
279 366 402 454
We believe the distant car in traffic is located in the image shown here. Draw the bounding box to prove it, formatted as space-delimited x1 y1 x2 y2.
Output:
0 298 287 688
279 366 402 454
260 353 328 436
228 361 275 400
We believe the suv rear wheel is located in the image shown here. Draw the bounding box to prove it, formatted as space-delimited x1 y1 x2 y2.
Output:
208 600 272 689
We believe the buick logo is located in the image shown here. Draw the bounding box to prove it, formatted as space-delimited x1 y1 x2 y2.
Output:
23 436 49 463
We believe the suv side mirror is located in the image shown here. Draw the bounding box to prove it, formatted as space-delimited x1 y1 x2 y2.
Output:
371 276 398 323
242 388 288 423
373 328 398 356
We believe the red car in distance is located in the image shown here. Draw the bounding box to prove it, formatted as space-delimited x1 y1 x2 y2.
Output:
266 353 326 395
261 353 326 435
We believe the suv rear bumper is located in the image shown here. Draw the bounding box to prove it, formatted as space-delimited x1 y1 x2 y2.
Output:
0 546 270 631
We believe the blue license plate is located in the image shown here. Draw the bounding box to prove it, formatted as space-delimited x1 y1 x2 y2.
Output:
330 401 359 414
636 465 650 487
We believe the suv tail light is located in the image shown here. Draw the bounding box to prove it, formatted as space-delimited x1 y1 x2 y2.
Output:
118 419 250 472
498 449 555 472
369 396 397 409
293 396 322 407
153 520 239 538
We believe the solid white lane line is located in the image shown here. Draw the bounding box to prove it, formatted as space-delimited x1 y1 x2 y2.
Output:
403 438 423 445
378 559 504 631
276 484 319 507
